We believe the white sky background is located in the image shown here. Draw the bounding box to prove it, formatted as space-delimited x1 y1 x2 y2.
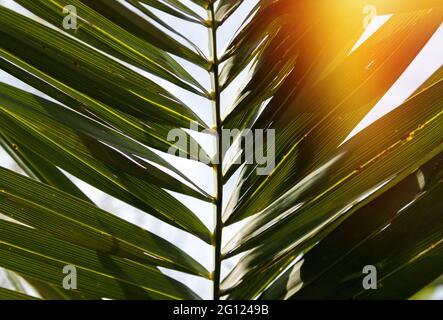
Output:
0 0 442 299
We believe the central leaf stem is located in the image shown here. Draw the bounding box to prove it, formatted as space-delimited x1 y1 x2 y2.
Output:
208 2 222 300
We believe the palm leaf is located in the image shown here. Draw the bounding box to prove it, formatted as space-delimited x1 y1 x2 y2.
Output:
0 0 442 300
0 287 39 300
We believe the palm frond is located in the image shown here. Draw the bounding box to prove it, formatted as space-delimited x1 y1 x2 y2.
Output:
0 0 442 300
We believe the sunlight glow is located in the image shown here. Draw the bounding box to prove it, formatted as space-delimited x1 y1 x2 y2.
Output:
350 15 392 53
344 22 443 143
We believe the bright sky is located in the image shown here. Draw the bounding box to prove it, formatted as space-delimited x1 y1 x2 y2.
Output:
0 0 442 299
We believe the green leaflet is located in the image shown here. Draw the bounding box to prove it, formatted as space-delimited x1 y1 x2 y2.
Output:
0 287 39 300
0 166 209 278
260 153 443 299
221 78 443 292
12 0 207 95
0 6 208 127
0 220 201 300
